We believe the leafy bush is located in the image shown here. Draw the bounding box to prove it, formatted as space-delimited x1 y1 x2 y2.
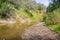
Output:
0 2 15 18
49 24 60 33
45 8 60 25
0 0 19 19
45 15 52 25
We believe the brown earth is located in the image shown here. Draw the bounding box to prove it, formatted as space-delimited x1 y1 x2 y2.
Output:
21 22 60 40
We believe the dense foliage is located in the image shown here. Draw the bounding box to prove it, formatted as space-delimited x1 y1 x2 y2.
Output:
47 0 60 12
0 0 60 39
45 0 60 33
0 0 17 18
45 0 60 25
0 0 45 20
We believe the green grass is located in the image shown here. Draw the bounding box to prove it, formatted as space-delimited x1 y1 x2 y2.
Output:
16 8 44 21
16 8 29 17
49 24 60 33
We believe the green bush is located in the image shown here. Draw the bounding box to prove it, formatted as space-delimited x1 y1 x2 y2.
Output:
49 24 60 33
45 8 60 25
45 15 52 25
0 0 18 19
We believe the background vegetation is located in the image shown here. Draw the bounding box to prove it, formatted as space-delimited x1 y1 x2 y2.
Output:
0 0 60 39
45 0 60 33
0 0 46 39
0 0 45 21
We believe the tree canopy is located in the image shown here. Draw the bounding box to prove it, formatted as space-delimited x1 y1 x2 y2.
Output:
0 0 45 19
47 0 60 12
45 0 60 25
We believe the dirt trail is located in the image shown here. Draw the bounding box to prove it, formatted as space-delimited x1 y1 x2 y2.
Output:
21 22 60 40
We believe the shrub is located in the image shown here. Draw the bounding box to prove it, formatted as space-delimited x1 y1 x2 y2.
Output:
45 8 60 25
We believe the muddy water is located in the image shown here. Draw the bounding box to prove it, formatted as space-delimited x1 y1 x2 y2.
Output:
0 18 37 40
0 22 32 40
0 24 18 39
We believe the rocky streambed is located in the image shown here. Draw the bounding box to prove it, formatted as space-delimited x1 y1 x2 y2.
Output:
21 22 60 40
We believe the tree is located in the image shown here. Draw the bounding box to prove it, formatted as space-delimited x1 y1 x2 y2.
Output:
45 0 60 25
0 0 19 18
0 0 45 19
47 0 60 12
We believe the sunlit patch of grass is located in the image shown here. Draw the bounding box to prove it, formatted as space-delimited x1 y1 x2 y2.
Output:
16 8 30 17
49 24 60 33
29 11 44 21
16 8 44 21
